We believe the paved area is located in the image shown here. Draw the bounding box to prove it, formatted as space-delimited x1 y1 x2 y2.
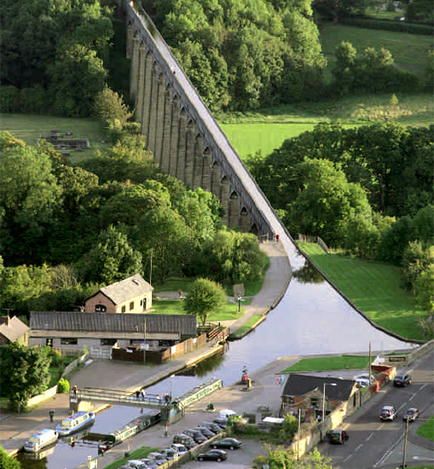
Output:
320 350 434 468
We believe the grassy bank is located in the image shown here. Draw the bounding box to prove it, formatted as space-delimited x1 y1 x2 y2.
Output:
281 355 371 373
299 242 428 341
319 23 432 79
0 112 107 162
229 314 264 340
417 416 434 442
104 446 157 469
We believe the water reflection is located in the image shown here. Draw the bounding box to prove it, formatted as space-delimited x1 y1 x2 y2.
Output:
292 262 324 284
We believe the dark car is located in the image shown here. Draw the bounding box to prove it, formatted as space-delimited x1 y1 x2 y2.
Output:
201 422 223 434
403 408 419 422
172 434 196 449
183 429 207 444
194 427 214 438
326 429 349 445
394 374 412 387
213 418 228 429
211 437 242 450
197 449 228 462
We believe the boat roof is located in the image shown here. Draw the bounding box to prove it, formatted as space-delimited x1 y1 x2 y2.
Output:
65 411 88 419
35 428 56 436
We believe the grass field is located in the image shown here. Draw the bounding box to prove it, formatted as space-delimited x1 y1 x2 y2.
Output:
219 93 433 158
104 446 157 469
281 355 371 373
299 242 428 341
320 23 432 79
417 416 434 442
0 112 107 162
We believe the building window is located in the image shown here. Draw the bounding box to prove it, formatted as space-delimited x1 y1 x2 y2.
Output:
311 397 319 408
129 301 134 310
121 305 126 313
95 304 107 312
46 338 53 347
100 338 117 346
60 338 78 345
142 297 147 310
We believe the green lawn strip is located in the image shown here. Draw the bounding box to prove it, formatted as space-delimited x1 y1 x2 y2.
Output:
299 242 428 341
281 355 371 373
151 299 244 322
0 112 107 163
319 23 432 79
229 313 264 339
417 416 434 442
104 446 157 469
154 276 195 293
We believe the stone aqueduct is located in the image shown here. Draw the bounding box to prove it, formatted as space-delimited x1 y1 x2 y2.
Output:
124 1 280 237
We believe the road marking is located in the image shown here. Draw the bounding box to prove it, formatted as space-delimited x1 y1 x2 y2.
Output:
377 423 385 430
420 383 428 391
365 432 374 441
409 392 417 401
373 434 403 467
397 403 407 413
354 444 363 452
343 454 353 463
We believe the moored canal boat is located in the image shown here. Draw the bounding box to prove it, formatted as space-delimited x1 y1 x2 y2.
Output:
24 429 58 453
56 411 95 436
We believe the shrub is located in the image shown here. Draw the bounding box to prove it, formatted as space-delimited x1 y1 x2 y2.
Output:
57 378 70 393
0 86 20 112
20 86 49 113
341 17 433 35
50 349 63 367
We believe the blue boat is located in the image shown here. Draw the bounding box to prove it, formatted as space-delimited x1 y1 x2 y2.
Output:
56 411 95 436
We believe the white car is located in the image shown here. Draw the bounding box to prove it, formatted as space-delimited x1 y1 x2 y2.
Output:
354 374 375 387
380 405 397 421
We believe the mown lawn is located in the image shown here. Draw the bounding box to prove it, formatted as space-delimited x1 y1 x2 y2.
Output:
299 242 428 341
320 23 432 79
104 446 157 469
0 112 107 163
281 355 371 373
417 416 434 442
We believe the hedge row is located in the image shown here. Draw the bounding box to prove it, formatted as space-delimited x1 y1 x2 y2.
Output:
0 85 50 114
341 17 433 35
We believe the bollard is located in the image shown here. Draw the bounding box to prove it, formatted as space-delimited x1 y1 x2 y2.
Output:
49 410 55 422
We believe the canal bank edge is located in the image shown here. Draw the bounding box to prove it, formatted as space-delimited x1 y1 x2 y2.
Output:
297 243 424 346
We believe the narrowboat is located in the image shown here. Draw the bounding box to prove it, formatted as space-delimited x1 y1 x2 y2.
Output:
55 411 95 436
24 429 58 453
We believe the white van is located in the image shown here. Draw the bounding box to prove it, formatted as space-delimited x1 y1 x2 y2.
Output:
24 429 58 452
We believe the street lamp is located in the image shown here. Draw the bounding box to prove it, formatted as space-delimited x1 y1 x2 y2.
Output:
237 296 243 313
322 382 337 422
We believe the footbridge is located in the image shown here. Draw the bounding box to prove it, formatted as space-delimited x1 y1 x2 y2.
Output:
124 0 285 237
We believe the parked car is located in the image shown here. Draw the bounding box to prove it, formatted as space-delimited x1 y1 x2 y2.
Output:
147 452 167 466
211 437 242 450
394 374 412 387
171 443 189 455
173 434 196 449
137 460 157 469
124 460 147 469
213 418 228 429
194 426 214 438
183 429 207 444
353 374 375 388
197 449 228 462
326 429 349 445
161 448 178 460
218 409 237 421
380 405 397 421
403 408 419 422
201 422 224 434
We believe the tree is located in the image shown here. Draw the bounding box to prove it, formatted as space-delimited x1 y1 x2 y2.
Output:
93 87 132 128
414 264 434 315
50 44 107 116
78 226 143 284
0 143 62 263
332 41 357 95
279 414 298 441
184 278 226 326
0 344 51 412
0 445 21 469
401 241 431 291
254 446 332 468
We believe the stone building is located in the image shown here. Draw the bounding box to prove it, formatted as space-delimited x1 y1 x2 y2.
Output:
29 311 196 356
84 274 153 314
0 315 30 346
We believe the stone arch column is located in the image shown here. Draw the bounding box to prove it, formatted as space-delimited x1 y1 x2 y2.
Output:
220 175 231 226
147 63 160 154
239 206 253 232
210 160 221 198
176 109 188 181
130 37 140 101
154 73 166 166
201 147 212 193
193 134 205 189
184 120 195 187
135 44 147 122
160 86 173 173
126 24 134 59
228 190 241 228
141 54 154 143
168 96 180 177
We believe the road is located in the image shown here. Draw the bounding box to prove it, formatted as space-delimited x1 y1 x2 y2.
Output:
320 350 434 468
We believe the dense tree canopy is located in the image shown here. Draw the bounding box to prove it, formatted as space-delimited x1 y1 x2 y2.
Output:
145 0 326 111
184 278 226 326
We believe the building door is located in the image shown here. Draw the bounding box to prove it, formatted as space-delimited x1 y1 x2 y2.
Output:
46 338 53 347
143 297 147 311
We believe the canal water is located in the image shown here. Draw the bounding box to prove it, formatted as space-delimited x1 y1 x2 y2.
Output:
17 245 415 468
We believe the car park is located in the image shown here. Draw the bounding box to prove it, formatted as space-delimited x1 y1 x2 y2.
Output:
380 405 397 421
394 374 412 387
197 449 228 462
211 437 242 450
403 408 419 422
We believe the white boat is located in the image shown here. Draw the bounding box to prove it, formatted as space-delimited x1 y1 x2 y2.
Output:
55 411 95 436
24 429 58 453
